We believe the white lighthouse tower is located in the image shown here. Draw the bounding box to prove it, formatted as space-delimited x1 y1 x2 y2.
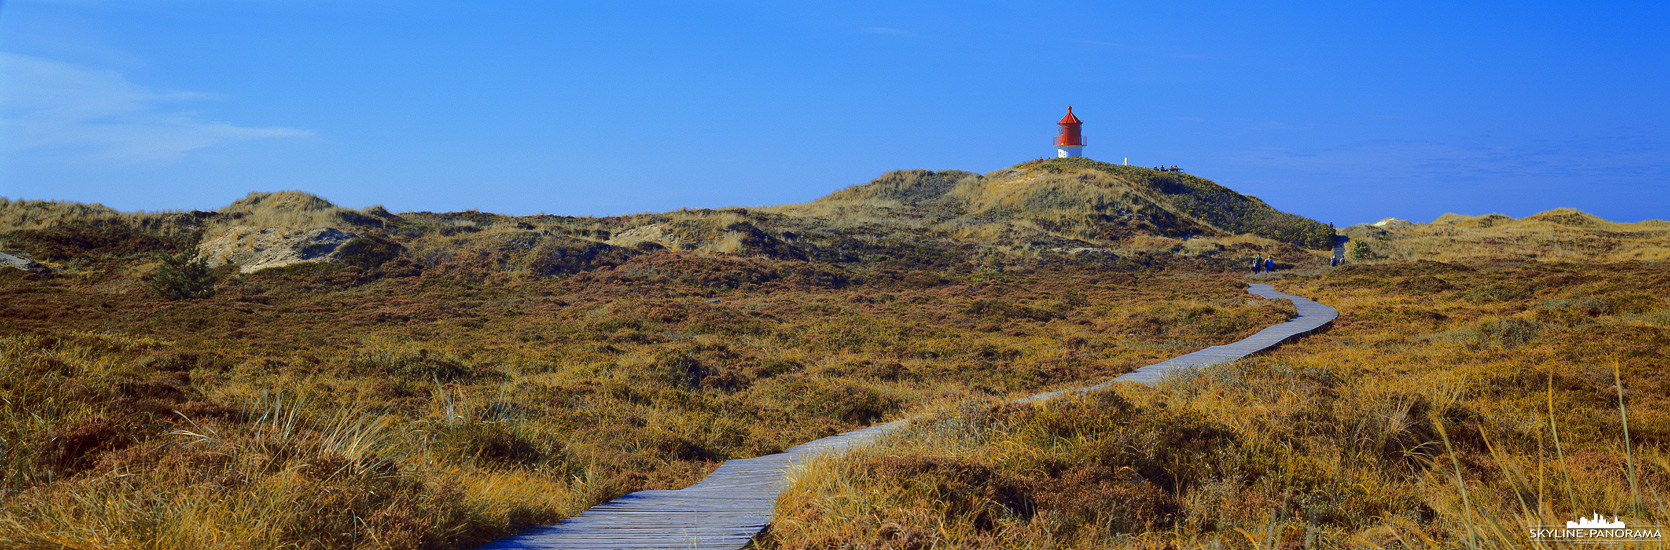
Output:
1054 106 1085 158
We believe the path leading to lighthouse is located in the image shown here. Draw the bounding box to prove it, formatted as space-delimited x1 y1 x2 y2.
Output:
476 282 1337 550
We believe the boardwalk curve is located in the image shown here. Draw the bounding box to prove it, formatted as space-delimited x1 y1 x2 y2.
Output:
477 282 1336 549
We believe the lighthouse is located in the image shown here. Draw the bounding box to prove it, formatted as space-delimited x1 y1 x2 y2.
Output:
1054 106 1085 158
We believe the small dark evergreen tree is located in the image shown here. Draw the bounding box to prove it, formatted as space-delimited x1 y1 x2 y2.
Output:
150 243 216 300
1350 239 1382 261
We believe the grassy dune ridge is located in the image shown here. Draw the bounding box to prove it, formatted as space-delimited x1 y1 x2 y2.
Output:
1347 208 1670 264
786 158 1335 250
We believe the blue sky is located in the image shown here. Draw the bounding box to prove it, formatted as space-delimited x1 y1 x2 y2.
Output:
2 1 1666 225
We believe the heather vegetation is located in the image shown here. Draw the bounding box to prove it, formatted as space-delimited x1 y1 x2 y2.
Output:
0 182 1301 548
2 170 1663 549
770 255 1670 548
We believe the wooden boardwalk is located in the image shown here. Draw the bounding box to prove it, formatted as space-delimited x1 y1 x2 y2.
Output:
476 283 1336 549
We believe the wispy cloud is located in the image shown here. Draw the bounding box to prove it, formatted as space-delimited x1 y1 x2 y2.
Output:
858 27 913 36
0 52 311 164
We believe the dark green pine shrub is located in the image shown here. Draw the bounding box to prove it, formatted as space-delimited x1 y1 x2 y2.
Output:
1350 239 1382 260
149 245 216 300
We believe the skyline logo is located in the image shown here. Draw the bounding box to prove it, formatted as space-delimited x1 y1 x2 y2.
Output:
1530 513 1663 544
1568 513 1626 529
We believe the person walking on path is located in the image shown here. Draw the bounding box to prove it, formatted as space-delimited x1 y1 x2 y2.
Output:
1265 258 1275 273
1253 255 1263 274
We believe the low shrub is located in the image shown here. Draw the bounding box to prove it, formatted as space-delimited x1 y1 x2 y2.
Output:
792 380 901 426
1472 317 1543 349
335 235 404 270
1462 283 1530 303
150 244 217 300
345 346 502 383
430 421 542 467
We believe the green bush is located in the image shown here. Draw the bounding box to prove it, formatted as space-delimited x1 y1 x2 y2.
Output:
1350 239 1382 260
149 244 216 300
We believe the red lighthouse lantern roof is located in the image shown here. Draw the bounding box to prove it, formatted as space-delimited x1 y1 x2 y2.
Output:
1057 106 1082 125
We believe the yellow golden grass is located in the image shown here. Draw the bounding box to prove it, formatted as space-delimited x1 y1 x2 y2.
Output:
766 260 1670 549
1 206 1292 549
3 184 1664 549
